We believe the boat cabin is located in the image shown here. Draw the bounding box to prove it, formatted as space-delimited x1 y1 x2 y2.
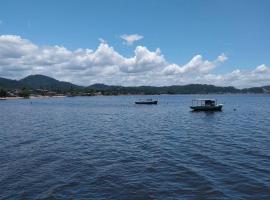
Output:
135 98 158 104
192 99 217 107
190 99 222 111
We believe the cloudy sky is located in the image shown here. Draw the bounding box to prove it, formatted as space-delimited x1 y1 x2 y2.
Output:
0 0 269 88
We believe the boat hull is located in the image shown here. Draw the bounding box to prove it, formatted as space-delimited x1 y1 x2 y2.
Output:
135 100 158 105
190 105 222 111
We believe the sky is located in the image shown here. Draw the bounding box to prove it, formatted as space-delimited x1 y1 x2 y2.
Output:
0 0 269 88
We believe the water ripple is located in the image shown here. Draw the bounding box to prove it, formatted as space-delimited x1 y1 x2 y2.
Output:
0 95 270 199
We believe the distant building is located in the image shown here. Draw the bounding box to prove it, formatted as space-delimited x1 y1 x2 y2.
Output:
7 92 16 97
47 91 57 96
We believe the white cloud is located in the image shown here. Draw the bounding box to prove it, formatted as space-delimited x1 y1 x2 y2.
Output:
120 34 143 45
162 53 228 75
120 46 165 73
98 38 106 43
0 34 269 87
193 66 270 88
0 35 38 59
252 64 269 74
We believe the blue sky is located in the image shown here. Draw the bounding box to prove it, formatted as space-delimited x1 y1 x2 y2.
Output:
0 0 270 87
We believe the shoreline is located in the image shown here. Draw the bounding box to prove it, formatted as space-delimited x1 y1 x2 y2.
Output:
1 95 67 100
0 93 269 100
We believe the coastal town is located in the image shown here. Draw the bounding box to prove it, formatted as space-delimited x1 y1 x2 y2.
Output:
0 88 102 100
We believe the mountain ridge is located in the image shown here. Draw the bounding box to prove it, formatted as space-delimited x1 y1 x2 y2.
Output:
19 74 83 91
0 74 269 94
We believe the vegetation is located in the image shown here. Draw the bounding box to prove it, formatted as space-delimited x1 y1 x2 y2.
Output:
0 74 269 96
0 88 7 97
19 74 83 92
0 77 22 89
19 88 30 98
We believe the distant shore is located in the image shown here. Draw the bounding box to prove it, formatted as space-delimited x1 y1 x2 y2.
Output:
1 93 269 101
1 75 270 98
1 95 67 100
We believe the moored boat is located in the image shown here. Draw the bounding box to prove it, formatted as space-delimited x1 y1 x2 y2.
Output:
190 99 222 111
135 99 158 104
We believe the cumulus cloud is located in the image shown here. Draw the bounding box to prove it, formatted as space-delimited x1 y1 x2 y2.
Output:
0 35 163 84
162 53 228 75
120 47 165 73
120 34 143 45
0 35 38 59
192 65 270 88
252 64 269 74
0 34 269 87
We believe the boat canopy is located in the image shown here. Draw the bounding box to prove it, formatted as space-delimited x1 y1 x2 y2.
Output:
192 99 217 106
192 99 216 101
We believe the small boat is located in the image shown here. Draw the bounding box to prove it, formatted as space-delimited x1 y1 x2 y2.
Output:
0 98 6 100
135 99 158 105
190 99 222 111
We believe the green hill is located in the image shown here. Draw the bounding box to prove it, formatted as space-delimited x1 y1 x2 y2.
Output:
0 74 269 95
86 84 241 95
0 77 22 90
242 85 270 93
19 75 83 92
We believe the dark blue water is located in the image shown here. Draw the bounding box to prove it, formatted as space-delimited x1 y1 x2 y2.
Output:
1 95 270 199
